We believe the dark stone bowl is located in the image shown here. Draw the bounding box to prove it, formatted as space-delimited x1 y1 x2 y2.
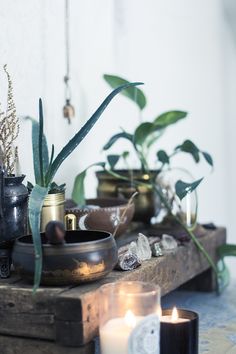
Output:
12 230 118 286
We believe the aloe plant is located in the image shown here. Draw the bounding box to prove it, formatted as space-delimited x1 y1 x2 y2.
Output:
28 81 142 292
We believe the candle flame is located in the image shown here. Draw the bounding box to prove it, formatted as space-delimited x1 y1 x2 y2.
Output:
124 310 136 328
171 307 179 323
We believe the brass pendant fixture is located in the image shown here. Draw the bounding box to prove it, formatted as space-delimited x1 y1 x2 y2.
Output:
63 0 75 124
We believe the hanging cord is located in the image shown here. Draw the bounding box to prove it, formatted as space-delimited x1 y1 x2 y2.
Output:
64 0 71 100
63 0 75 123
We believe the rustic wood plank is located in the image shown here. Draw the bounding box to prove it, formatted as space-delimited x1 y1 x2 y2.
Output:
0 334 95 354
0 280 71 340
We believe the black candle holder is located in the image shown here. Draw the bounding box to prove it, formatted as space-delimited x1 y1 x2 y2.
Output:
160 309 199 354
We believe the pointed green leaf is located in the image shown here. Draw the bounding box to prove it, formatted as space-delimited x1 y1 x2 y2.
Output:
175 178 203 200
103 74 146 110
103 132 134 151
134 122 154 146
24 116 49 185
154 110 187 128
157 150 169 164
202 151 213 167
28 184 49 292
107 155 120 169
72 162 105 205
176 140 200 163
47 82 143 184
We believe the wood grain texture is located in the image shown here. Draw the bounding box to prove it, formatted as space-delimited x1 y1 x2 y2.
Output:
0 227 226 347
0 334 95 354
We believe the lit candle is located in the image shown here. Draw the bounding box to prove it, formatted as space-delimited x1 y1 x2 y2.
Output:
100 310 143 354
99 282 161 354
161 307 190 323
160 308 199 354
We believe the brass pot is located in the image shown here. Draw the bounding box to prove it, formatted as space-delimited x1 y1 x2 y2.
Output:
41 192 65 231
96 170 161 224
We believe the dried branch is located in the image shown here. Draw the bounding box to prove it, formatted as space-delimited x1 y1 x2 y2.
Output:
0 65 19 175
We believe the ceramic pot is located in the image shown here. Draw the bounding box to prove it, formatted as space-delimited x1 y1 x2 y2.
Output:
65 197 135 237
0 175 28 278
41 192 65 231
12 230 118 285
96 170 161 223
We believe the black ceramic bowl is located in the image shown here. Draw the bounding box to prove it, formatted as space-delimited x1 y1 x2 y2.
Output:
12 230 118 286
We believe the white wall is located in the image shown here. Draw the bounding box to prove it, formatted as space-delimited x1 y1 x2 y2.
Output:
0 1 235 249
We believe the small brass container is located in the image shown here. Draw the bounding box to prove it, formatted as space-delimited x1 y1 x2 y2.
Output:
41 192 65 231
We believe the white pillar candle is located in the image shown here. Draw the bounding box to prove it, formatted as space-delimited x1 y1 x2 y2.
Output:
100 310 143 354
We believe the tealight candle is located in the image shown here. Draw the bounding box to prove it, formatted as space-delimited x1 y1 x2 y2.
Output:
99 281 161 354
160 308 199 354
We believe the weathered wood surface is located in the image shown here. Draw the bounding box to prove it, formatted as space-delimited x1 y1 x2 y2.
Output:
0 227 226 348
0 334 95 354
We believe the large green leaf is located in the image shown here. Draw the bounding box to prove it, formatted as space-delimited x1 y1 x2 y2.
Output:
175 178 203 200
46 82 143 184
133 122 154 146
72 162 105 205
28 184 49 292
154 110 187 128
103 74 146 110
24 116 49 185
103 132 134 151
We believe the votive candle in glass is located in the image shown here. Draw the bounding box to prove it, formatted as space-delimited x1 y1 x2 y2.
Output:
99 281 161 354
161 308 199 354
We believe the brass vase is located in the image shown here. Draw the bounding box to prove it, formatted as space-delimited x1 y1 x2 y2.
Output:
41 192 65 231
96 170 161 224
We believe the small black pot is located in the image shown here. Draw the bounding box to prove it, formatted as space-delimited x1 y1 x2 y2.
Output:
12 230 118 285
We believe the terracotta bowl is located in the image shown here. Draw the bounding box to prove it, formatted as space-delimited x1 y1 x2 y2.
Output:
65 198 135 237
12 230 118 286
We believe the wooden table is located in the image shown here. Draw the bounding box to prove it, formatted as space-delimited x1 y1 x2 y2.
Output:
0 227 226 353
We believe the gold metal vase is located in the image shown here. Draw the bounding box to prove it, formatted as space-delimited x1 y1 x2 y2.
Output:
41 192 65 231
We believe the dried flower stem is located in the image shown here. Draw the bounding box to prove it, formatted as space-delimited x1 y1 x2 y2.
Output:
0 65 19 175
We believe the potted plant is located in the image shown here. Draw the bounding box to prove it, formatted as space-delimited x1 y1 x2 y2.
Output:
95 74 213 223
27 81 142 291
0 65 28 278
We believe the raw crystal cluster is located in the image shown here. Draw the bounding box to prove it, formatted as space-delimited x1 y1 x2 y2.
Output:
116 232 179 271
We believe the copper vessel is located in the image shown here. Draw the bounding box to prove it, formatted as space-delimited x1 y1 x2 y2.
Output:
96 170 161 223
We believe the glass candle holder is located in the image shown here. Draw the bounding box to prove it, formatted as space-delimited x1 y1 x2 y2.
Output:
99 281 161 354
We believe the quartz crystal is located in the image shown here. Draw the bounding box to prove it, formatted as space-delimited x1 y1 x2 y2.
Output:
160 234 178 252
116 252 141 271
151 242 163 257
136 233 152 261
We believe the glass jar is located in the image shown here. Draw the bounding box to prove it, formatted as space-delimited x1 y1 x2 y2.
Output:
99 281 161 354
